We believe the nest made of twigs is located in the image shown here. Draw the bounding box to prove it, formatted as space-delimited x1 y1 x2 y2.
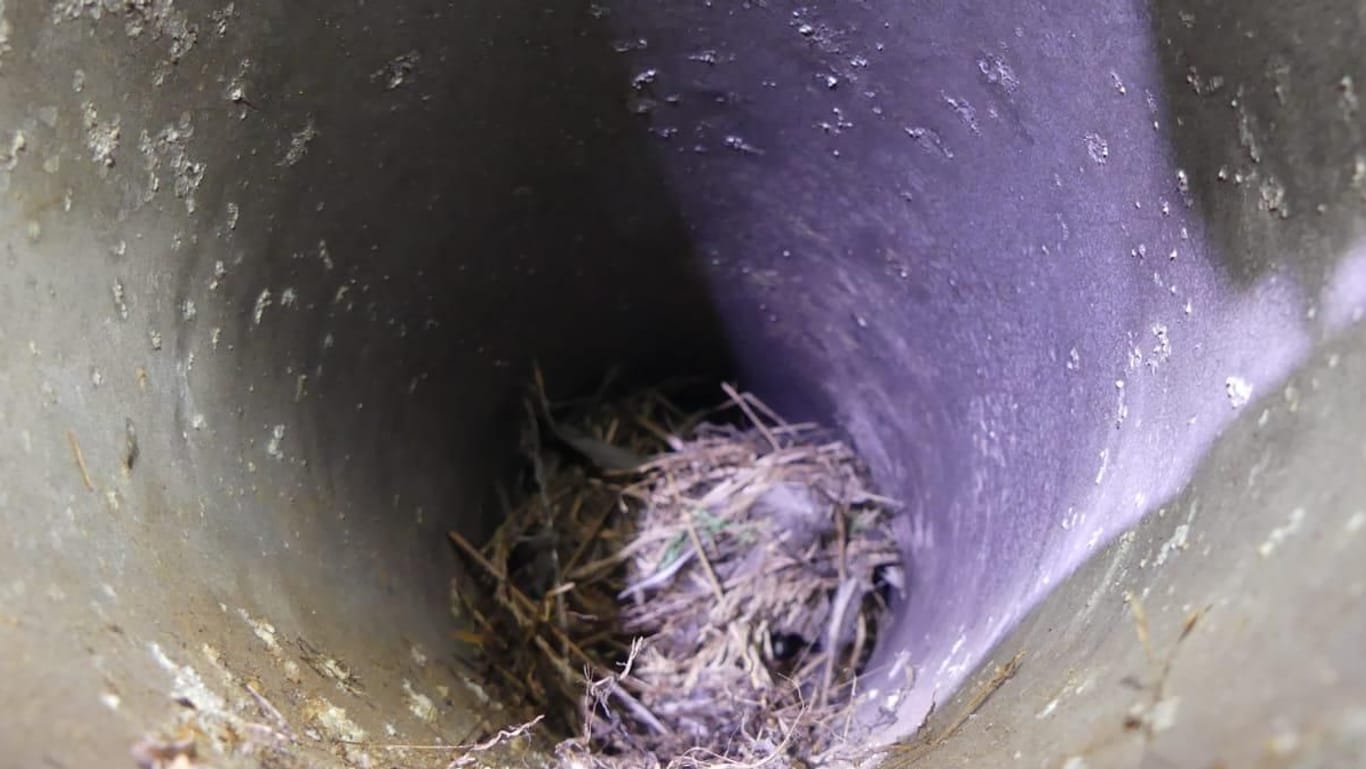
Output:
448 378 903 769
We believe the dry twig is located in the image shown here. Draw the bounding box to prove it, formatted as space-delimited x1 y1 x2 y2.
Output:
67 428 95 492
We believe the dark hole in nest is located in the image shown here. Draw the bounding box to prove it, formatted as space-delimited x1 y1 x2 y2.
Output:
446 372 904 767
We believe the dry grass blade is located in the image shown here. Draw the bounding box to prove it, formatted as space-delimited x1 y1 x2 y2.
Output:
684 512 726 603
446 715 545 768
721 382 779 451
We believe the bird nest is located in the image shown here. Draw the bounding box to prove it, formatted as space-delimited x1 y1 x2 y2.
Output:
448 377 904 769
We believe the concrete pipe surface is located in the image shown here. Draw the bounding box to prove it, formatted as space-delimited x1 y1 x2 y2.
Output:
1 1 1363 767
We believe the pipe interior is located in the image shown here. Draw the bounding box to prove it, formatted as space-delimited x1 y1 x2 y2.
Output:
1 1 1365 767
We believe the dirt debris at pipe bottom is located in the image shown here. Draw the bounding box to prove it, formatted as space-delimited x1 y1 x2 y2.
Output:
130 381 907 769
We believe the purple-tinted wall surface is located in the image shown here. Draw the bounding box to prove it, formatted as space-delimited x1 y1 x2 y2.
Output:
597 0 1363 733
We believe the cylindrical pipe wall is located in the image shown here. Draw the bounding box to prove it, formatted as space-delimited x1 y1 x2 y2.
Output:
0 1 1362 768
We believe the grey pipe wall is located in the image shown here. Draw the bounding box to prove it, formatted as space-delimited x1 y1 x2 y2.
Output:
0 1 1362 768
